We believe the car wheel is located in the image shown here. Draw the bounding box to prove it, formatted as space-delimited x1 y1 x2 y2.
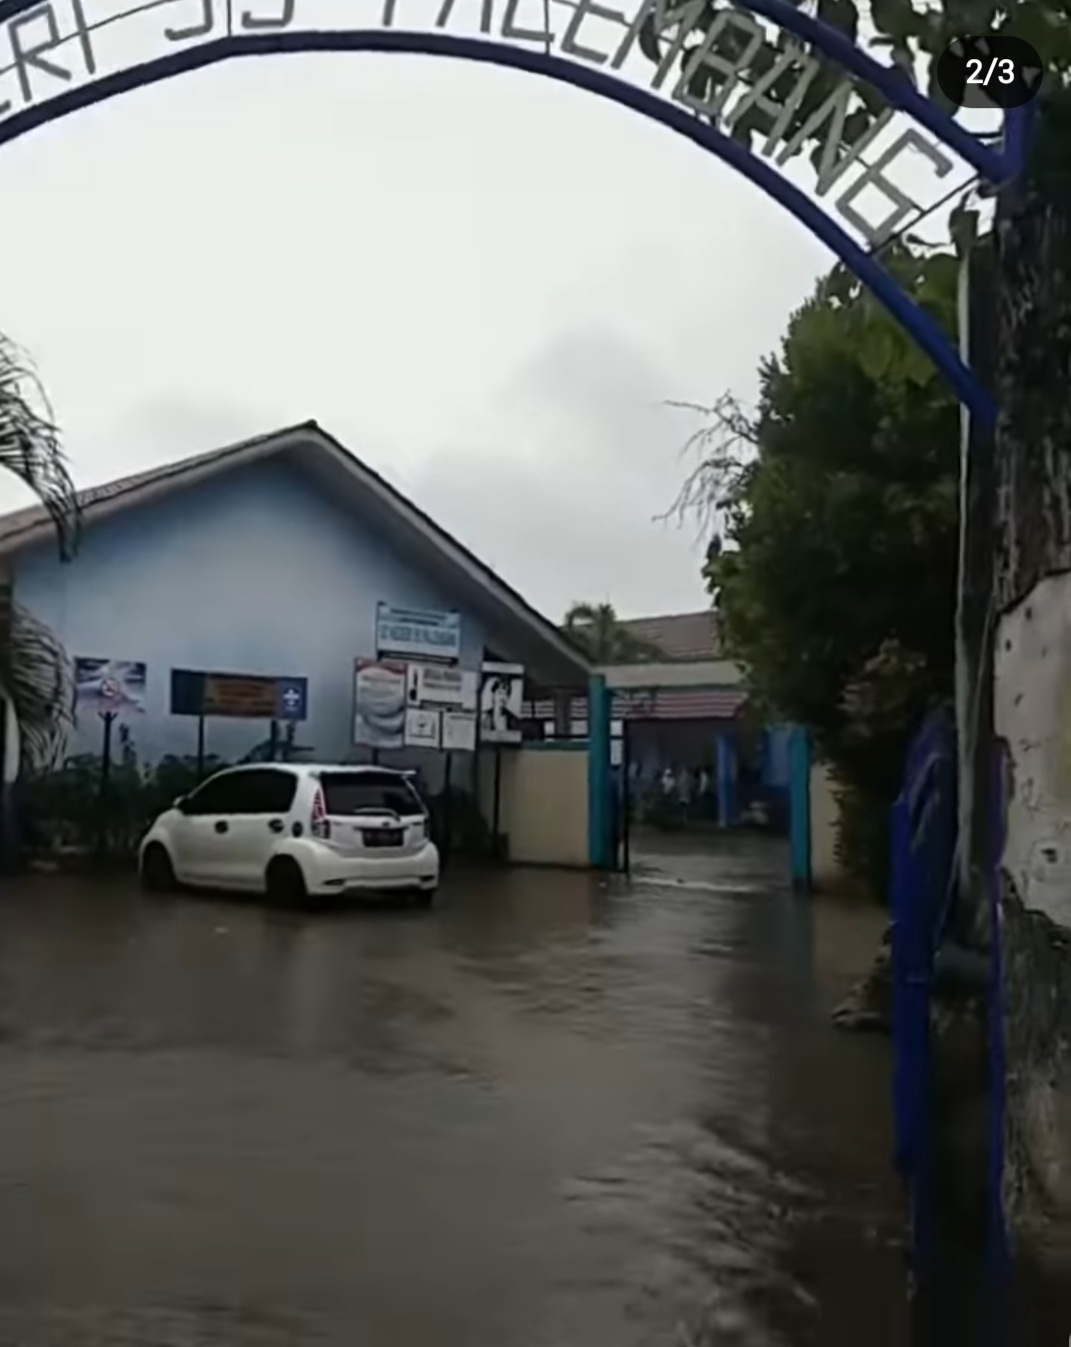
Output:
266 857 307 907
141 843 177 895
413 887 437 910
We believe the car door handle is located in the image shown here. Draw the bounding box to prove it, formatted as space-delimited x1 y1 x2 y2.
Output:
268 819 284 833
214 820 229 834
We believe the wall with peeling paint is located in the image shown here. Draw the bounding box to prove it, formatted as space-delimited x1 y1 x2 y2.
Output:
992 190 1071 1275
995 573 1071 931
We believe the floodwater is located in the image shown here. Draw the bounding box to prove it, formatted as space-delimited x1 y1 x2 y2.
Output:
0 836 908 1346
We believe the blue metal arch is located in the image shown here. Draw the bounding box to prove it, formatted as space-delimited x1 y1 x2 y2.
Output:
0 19 1007 422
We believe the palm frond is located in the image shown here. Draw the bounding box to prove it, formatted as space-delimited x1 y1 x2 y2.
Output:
0 334 79 559
0 582 75 770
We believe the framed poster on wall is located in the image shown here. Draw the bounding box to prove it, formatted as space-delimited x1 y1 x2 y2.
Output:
479 662 524 746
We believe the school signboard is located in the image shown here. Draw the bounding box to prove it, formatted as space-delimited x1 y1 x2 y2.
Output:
375 603 461 664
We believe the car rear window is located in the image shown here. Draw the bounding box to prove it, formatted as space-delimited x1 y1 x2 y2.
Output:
320 771 424 817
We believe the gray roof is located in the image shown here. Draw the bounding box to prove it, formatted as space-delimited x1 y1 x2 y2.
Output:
0 421 592 687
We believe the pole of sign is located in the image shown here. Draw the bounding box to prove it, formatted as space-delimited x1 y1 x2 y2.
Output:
621 721 632 876
268 719 279 763
492 747 503 860
441 751 453 872
98 710 116 858
196 714 205 782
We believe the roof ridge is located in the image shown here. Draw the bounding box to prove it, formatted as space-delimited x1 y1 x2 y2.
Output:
0 420 319 535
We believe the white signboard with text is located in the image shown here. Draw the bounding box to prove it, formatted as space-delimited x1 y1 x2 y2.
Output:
404 706 442 750
442 710 478 753
406 662 477 709
376 603 461 663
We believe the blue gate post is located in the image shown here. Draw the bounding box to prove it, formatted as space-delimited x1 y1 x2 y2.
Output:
890 793 936 1282
715 731 737 827
587 674 612 868
788 725 811 891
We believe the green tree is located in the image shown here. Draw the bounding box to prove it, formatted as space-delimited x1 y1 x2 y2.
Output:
673 245 960 893
0 334 79 768
563 602 663 664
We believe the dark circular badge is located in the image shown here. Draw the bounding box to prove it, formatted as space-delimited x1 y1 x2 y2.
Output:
935 35 1044 108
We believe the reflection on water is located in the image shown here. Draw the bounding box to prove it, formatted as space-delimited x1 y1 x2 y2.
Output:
0 841 907 1345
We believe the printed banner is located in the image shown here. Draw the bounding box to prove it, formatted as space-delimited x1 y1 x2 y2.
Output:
376 602 461 663
406 662 477 710
404 706 441 750
479 662 524 746
74 658 146 716
354 659 407 750
442 709 477 754
169 669 307 720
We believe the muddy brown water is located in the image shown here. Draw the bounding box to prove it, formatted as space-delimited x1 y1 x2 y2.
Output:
0 837 908 1345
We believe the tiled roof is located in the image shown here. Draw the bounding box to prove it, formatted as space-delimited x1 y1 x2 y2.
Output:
617 610 721 662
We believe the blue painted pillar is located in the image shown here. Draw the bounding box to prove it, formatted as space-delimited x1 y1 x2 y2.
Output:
715 731 737 827
587 674 612 868
788 725 812 892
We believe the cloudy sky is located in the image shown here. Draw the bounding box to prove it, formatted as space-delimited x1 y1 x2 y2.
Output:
0 19 850 621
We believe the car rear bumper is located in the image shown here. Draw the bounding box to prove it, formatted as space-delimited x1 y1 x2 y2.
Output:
293 841 440 896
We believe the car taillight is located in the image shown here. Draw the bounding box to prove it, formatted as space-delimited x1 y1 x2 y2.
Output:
311 788 331 840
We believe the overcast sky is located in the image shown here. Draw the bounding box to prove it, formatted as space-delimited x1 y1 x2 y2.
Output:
0 44 838 620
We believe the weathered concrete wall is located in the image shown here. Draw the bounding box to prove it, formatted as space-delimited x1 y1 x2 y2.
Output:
993 195 1071 1268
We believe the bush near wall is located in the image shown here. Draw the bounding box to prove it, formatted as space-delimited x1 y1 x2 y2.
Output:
21 738 493 865
21 749 228 860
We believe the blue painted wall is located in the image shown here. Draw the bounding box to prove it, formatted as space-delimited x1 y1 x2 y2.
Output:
13 460 487 777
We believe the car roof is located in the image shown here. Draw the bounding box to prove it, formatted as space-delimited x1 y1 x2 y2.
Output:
210 763 415 778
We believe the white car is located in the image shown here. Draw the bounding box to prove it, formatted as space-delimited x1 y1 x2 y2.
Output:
139 763 439 906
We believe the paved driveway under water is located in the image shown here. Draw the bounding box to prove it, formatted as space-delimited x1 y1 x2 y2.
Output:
0 838 907 1346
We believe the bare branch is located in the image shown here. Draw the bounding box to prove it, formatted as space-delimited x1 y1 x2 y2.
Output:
658 393 759 536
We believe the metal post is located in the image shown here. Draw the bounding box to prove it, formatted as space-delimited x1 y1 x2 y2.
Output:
441 750 453 871
586 673 611 868
621 719 632 875
98 711 116 857
492 747 503 859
